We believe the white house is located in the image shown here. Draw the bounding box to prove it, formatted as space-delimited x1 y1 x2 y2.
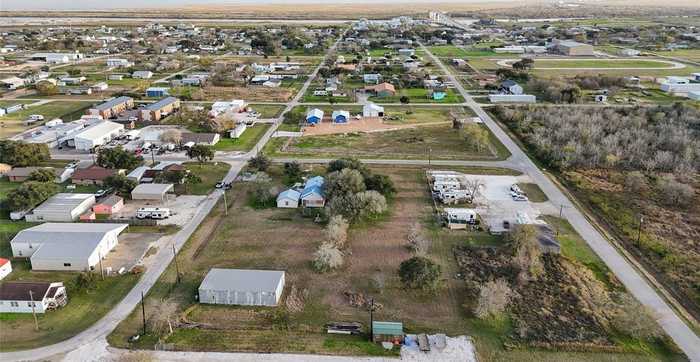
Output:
276 189 301 208
229 123 247 139
25 193 96 222
210 99 247 118
72 120 124 151
10 223 128 271
363 103 384 118
132 71 154 79
0 282 67 313
0 258 12 280
106 58 133 68
199 268 286 306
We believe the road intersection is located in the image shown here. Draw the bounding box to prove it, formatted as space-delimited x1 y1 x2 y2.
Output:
1 35 698 362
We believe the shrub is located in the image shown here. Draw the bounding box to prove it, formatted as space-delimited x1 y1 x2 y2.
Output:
250 180 277 208
657 176 694 208
398 256 441 290
406 223 431 256
473 279 512 319
248 153 271 172
27 168 56 183
509 224 544 283
356 190 387 218
325 168 366 200
313 242 344 272
364 174 396 197
325 215 349 248
611 293 664 340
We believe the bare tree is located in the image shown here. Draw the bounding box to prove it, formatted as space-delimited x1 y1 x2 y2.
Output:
510 224 544 283
406 222 431 256
313 243 344 272
159 129 182 145
611 293 663 340
473 279 512 319
658 176 694 208
325 215 349 248
464 178 485 202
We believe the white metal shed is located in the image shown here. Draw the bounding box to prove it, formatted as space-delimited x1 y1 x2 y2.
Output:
199 268 285 306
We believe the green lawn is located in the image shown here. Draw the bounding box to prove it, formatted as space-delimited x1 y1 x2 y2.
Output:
516 183 548 202
249 104 285 118
0 101 92 121
533 59 678 69
213 124 271 152
180 162 231 195
369 88 464 104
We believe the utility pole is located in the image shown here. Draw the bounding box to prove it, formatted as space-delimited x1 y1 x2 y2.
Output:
559 204 563 218
428 148 432 166
141 291 147 335
29 290 39 331
151 148 156 165
99 251 104 280
222 189 228 215
173 244 181 284
368 297 374 342
637 216 644 246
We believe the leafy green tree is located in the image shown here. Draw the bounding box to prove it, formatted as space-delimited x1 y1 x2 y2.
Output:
5 181 59 211
36 80 58 96
96 146 141 170
186 144 214 164
327 158 368 176
103 174 137 198
27 168 56 183
462 123 490 153
183 173 202 194
248 153 271 172
155 170 186 184
283 161 303 185
0 140 50 167
398 256 442 291
325 168 366 200
364 174 396 197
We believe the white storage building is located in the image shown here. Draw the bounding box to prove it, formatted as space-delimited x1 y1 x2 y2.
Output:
199 268 285 306
0 282 67 314
72 121 124 151
131 183 174 202
25 193 95 222
10 223 128 271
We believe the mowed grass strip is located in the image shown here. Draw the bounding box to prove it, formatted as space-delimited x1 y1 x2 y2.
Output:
213 124 271 152
533 59 677 69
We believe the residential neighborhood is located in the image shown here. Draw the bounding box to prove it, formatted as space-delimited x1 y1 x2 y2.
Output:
1 2 699 362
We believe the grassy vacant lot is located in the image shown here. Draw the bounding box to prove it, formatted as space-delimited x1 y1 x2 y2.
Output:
516 183 548 202
532 59 678 69
0 221 140 351
249 104 285 118
0 101 93 138
108 165 677 361
652 49 700 62
213 124 270 152
428 45 497 58
265 123 509 161
180 162 231 195
369 87 464 104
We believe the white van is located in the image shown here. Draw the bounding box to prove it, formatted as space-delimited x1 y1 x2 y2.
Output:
28 114 45 121
136 207 171 220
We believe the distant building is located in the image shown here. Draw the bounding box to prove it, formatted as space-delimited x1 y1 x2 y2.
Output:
87 96 134 119
140 97 180 122
132 71 154 79
549 39 594 56
363 103 384 118
306 108 324 124
146 87 169 98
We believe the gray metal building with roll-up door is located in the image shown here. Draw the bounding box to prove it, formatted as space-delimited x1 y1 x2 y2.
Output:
198 268 285 307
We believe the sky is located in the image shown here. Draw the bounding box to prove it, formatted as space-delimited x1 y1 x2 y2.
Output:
0 0 497 11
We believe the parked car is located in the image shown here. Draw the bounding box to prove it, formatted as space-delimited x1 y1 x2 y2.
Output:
94 188 113 198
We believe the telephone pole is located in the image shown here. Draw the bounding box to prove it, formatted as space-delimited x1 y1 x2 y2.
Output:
99 252 104 280
29 290 39 331
222 189 228 215
173 244 181 284
141 291 147 335
368 297 374 342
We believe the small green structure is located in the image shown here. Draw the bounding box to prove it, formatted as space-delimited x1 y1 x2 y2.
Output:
372 321 404 343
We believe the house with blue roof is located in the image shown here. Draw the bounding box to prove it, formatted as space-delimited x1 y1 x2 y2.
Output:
331 110 350 123
276 189 301 208
306 108 324 124
301 176 325 208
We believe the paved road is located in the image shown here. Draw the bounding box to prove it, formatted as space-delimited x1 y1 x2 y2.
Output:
422 42 700 361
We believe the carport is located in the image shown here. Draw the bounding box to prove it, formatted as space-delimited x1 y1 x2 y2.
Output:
131 183 174 203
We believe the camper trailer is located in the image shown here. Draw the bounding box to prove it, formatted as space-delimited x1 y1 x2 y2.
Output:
135 207 170 220
443 208 477 230
438 190 472 204
432 180 462 192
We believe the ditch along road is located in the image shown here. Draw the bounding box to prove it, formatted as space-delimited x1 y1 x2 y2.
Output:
0 36 343 362
421 42 700 361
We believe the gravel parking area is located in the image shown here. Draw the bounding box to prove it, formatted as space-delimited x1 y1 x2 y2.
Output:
111 195 208 226
102 232 161 272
